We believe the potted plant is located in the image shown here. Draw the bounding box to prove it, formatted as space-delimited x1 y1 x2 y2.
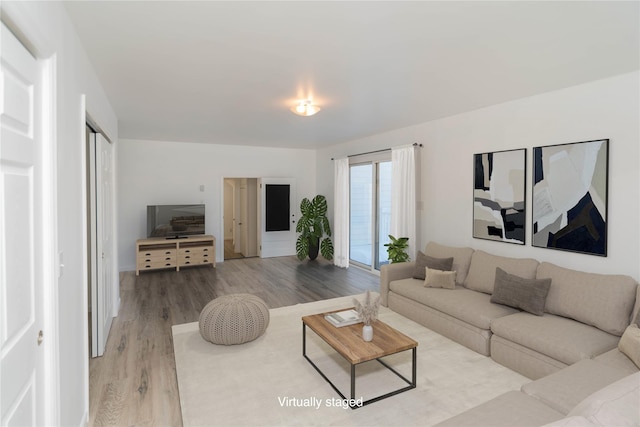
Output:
353 290 381 341
296 195 334 261
384 235 410 263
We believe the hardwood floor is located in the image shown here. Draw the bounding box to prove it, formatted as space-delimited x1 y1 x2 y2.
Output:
88 256 380 426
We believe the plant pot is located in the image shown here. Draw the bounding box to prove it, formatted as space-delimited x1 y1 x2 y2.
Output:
362 324 373 342
308 241 319 260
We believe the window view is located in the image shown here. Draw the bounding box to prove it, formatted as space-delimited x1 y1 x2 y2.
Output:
350 164 372 266
349 160 392 271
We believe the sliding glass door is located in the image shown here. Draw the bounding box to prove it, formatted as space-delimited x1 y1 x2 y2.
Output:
350 164 372 266
350 159 392 271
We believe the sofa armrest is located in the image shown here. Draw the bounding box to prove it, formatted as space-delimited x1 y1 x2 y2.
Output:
380 262 416 306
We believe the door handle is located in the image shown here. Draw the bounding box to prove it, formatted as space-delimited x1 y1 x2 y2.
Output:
38 330 44 346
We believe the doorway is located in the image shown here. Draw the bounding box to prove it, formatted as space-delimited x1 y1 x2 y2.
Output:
223 178 259 260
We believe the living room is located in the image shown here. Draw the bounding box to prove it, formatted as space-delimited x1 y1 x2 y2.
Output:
1 1 638 426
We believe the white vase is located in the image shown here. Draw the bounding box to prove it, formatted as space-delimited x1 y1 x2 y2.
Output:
362 324 373 342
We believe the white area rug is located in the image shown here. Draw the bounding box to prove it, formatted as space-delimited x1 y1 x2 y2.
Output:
173 294 529 426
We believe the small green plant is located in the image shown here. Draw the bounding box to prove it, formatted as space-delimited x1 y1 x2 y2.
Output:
384 235 410 263
296 195 334 261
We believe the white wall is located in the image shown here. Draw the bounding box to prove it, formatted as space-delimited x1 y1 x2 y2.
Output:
1 1 118 425
117 139 316 270
317 72 640 281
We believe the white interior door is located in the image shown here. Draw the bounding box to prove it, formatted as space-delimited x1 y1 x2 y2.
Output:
245 179 258 257
0 22 47 425
223 180 234 240
240 179 248 255
259 178 297 258
95 133 114 356
233 180 241 253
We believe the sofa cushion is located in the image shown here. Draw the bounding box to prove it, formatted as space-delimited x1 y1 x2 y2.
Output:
464 250 539 294
618 324 640 369
491 335 568 380
424 267 457 289
389 278 518 330
522 359 631 414
434 391 564 427
413 251 453 280
568 372 640 427
491 268 551 316
537 262 638 336
424 242 474 285
388 292 493 355
491 312 620 365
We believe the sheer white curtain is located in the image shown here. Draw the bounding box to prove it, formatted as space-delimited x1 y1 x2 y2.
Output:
333 158 350 268
391 146 417 260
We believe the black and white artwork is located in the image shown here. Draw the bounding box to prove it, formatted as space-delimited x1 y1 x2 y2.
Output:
473 149 526 244
532 139 608 256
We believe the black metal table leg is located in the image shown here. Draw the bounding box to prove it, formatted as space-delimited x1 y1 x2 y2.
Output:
302 323 306 357
351 364 356 403
412 347 417 386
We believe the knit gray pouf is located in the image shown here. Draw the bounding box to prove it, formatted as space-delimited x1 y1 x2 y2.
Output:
199 294 270 345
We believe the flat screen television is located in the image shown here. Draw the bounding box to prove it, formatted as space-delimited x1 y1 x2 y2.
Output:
147 204 205 239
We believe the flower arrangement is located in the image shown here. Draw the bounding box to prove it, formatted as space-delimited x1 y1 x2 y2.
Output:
353 291 381 326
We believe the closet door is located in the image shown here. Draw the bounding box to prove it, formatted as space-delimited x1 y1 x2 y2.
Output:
91 133 114 357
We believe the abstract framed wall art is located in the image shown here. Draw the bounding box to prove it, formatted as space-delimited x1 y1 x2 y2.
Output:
473 148 526 244
532 139 608 256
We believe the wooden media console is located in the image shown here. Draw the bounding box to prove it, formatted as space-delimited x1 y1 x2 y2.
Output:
136 234 216 275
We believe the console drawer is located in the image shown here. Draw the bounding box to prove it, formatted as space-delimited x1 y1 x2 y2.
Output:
138 247 176 258
178 247 211 257
179 256 212 266
137 257 177 270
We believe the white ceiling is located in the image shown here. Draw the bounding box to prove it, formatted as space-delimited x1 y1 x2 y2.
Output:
64 1 639 149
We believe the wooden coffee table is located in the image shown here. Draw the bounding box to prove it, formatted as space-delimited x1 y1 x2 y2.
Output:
302 308 417 409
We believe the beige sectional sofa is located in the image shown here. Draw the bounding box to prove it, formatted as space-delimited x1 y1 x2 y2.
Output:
380 241 640 426
436 350 639 427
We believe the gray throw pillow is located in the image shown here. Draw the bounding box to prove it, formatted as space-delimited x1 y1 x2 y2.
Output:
413 251 454 280
490 267 552 316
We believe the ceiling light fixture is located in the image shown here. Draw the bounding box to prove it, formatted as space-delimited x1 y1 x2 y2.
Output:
290 100 321 117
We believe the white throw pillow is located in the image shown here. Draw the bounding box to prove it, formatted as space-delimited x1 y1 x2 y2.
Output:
424 267 457 289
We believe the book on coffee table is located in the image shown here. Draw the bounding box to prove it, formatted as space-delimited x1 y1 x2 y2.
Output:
324 309 361 327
